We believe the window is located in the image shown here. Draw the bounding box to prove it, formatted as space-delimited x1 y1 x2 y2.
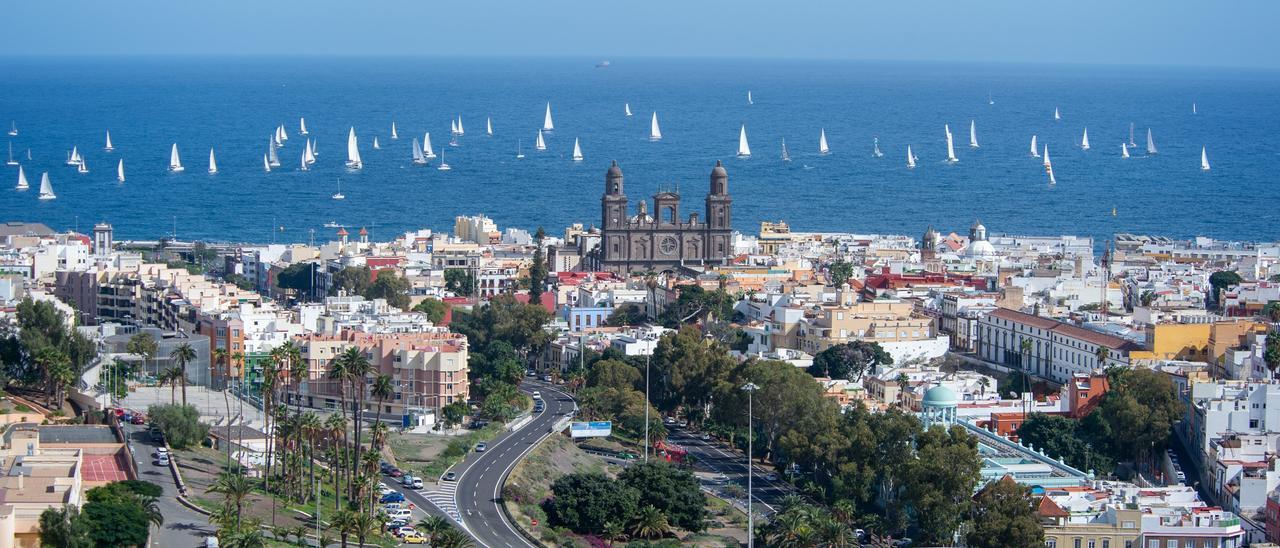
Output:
1250 419 1259 429
1101 541 1109 548
1046 541 1057 548
1074 539 1082 548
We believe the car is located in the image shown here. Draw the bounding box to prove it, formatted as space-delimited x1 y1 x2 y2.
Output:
542 374 552 382
395 526 418 538
411 477 423 489
664 417 676 425
711 474 729 484
402 533 428 544
678 420 688 428
475 442 487 452
152 448 169 459
700 433 711 441
380 492 405 504
148 427 164 442
386 508 412 520
763 472 778 481
384 519 407 530
401 474 416 487
205 536 220 548
389 468 404 478
443 471 457 481
532 390 541 399
153 455 170 466
379 462 392 473
616 451 638 460
130 414 146 425
384 502 405 511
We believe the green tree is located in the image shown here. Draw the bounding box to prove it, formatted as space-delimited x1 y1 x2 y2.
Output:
444 268 476 297
1017 413 1113 475
412 298 450 323
904 424 981 544
1266 331 1280 374
547 472 640 535
628 505 671 540
650 327 735 417
34 347 72 409
1208 270 1243 308
38 504 93 548
606 304 645 327
1084 368 1183 464
618 461 707 532
828 260 855 287
126 331 159 375
528 227 548 305
441 400 469 429
967 476 1045 548
169 342 197 406
329 265 372 296
148 404 209 449
363 269 411 309
587 359 641 391
276 262 315 299
807 340 893 381
479 381 527 421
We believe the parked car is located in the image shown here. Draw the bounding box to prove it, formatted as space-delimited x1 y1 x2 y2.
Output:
386 508 412 520
389 468 404 478
380 492 405 504
443 471 457 481
401 474 416 487
395 526 418 538
475 442 487 453
403 533 428 544
153 454 170 466
379 462 392 474
384 519 407 530
763 473 778 481
411 477 423 489
700 433 712 441
678 419 688 428
130 414 146 425
384 502 405 512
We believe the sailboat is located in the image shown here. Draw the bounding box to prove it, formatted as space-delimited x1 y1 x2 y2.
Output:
818 129 830 155
1128 123 1138 149
486 117 493 136
332 178 345 200
299 117 308 136
944 125 957 163
78 158 88 174
1080 127 1090 150
411 138 427 165
573 138 584 162
517 139 525 159
969 120 979 148
988 92 995 105
104 131 114 152
873 137 884 158
625 103 633 117
116 159 125 182
449 133 459 148
1146 129 1158 154
263 154 271 173
781 139 791 162
208 148 218 174
66 146 82 166
747 91 753 105
267 139 280 167
1193 103 1198 115
6 142 16 166
391 122 398 140
456 116 465 136
906 146 916 169
373 137 381 150
450 119 458 136
299 150 309 171
1044 145 1056 184
1043 145 1051 168
1112 206 1117 217
1121 143 1130 159
1201 147 1211 171
16 165 28 189
346 127 362 169
437 147 451 171
543 103 554 132
7 122 16 137
169 143 184 172
737 125 751 158
312 139 318 157
38 172 55 200
650 112 662 141
279 125 288 142
1030 135 1039 157
1054 108 1061 121
535 130 547 151
305 139 316 164
423 133 436 159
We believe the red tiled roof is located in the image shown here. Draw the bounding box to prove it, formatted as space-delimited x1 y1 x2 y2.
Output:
988 307 1061 329
1037 495 1069 518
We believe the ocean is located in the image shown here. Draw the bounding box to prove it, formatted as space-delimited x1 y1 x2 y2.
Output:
2 56 1277 246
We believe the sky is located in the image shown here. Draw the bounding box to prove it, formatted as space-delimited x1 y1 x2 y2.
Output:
5 1 1278 69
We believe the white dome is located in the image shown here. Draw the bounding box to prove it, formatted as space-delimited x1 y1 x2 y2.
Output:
966 240 996 258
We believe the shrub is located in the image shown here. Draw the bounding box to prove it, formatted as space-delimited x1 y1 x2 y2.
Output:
146 404 208 449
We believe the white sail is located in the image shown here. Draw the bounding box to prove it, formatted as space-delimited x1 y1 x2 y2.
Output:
280 124 288 141
818 129 829 155
1129 123 1137 148
117 160 124 182
391 122 398 140
66 146 81 166
456 116 464 135
332 178 344 200
169 143 184 172
1030 135 1039 157
1193 103 1198 115
299 117 308 136
5 142 15 165
104 131 114 152
747 90 753 105
1043 145 1051 168
305 139 316 164
7 122 16 137
486 117 493 136
1201 147 1211 171
535 130 546 151
263 154 271 173
1054 107 1061 121
208 148 218 174
516 139 525 159
16 165 29 189
625 103 633 117
944 125 957 162
450 119 458 135
311 139 318 157
969 120 979 148
572 138 583 161
650 112 662 141
346 127 362 168
437 148 451 171
737 125 751 158
782 139 791 162
411 138 426 164
543 103 554 131
1047 164 1056 185
1121 143 1130 159
1146 128 1157 154
873 137 884 157
300 149 309 171
423 133 436 158
373 137 380 150
267 139 280 167
906 146 916 169
1080 127 1090 150
38 172 55 200
78 158 88 174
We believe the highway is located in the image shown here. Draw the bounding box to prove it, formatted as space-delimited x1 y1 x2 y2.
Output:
666 427 796 516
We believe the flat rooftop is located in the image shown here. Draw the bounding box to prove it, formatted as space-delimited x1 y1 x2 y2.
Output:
37 425 118 445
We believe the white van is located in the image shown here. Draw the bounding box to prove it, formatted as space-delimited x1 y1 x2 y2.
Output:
387 508 412 520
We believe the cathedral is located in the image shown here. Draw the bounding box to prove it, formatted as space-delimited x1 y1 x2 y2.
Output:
590 160 735 274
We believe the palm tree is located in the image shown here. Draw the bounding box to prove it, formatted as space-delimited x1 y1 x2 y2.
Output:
371 374 393 425
324 412 348 512
1095 345 1111 368
221 525 268 548
138 494 165 528
1020 337 1033 375
434 527 475 548
816 518 857 547
369 421 389 453
895 373 910 408
209 473 254 527
417 515 450 545
338 347 372 500
601 521 626 547
349 511 381 547
627 505 670 540
170 342 197 406
978 376 991 397
161 366 183 405
330 508 355 548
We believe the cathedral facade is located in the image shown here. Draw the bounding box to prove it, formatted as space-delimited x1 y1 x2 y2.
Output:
592 160 734 274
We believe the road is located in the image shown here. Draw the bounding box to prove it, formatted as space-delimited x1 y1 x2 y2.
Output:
666 427 796 516
121 423 218 548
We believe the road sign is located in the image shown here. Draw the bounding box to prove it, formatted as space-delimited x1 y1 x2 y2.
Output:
569 421 612 438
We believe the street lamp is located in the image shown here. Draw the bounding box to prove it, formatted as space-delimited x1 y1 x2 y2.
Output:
741 382 759 548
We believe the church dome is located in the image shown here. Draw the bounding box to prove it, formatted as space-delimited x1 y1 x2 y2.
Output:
922 385 958 408
966 240 996 258
607 160 623 179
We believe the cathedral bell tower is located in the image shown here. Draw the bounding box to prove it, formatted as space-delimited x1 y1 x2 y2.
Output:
602 160 628 229
704 160 733 262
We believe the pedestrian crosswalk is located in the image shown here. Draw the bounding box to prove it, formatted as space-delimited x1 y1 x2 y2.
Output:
422 481 462 522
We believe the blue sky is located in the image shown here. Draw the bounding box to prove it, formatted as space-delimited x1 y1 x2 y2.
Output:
6 1 1277 69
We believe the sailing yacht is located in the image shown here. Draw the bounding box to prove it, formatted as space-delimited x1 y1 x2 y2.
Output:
208 148 218 174
1054 108 1061 121
332 178 344 200
312 140 318 157
737 125 751 158
7 122 16 137
818 129 830 155
346 127 362 169
117 159 125 182
456 116 465 136
1193 103 1198 115
267 139 280 167
450 119 459 136
906 146 916 169
305 139 316 164
486 117 493 136
299 118 308 136
38 172 55 200
1121 143 1130 159
411 138 427 165
1146 129 1158 154
299 150 309 171
1080 127 1090 150
104 131 114 152
66 146 82 166
1030 136 1039 157
1201 147 1211 171
373 137 381 150
437 148 451 171
391 122 398 140
650 112 662 141
423 133 436 159
572 138 584 162
944 125 957 163
263 154 271 173
78 158 88 174
16 165 28 189
169 143 185 172
1043 145 1051 168
535 130 547 151
988 92 995 105
449 133 459 148
873 137 884 158
6 142 16 166
747 91 753 105
543 103 554 132
625 103 633 117
517 139 525 159
1128 123 1138 149
968 120 979 148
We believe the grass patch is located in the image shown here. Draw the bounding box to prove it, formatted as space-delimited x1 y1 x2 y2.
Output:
388 424 505 481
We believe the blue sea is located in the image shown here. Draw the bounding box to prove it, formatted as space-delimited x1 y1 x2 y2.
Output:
2 57 1278 246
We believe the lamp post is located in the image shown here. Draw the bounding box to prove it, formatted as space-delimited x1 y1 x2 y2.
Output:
644 352 651 462
742 382 759 548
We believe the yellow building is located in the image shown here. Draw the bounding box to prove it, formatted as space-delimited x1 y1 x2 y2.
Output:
1039 491 1142 548
1130 320 1267 365
797 287 935 356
